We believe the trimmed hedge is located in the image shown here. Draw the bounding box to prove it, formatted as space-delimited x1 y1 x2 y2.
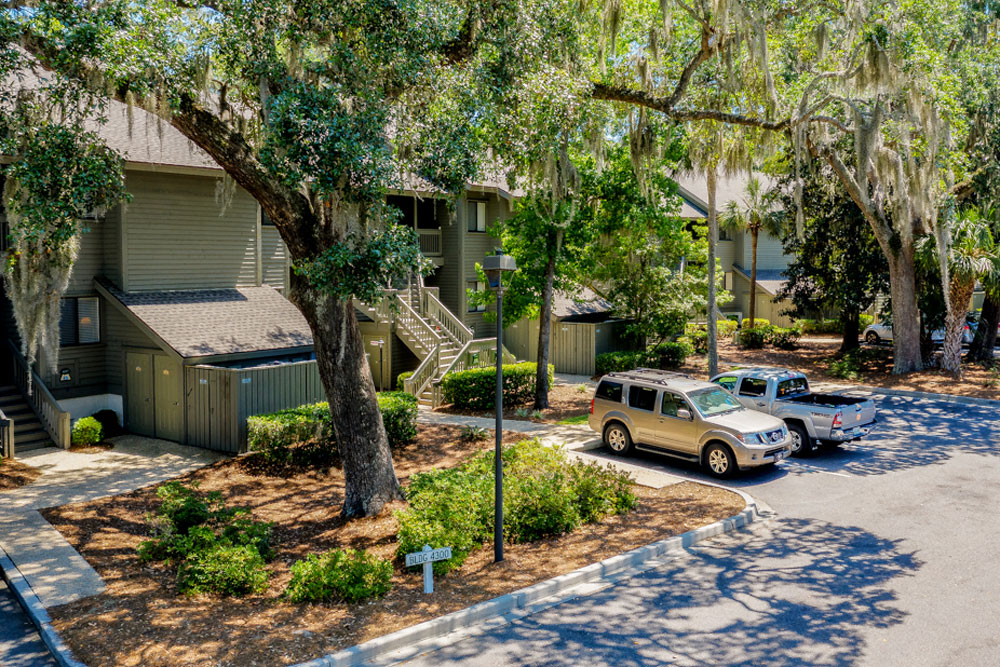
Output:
440 362 554 410
736 326 771 349
766 326 802 350
71 416 103 446
246 392 418 463
285 549 393 603
595 340 693 376
396 439 635 576
683 321 739 354
396 371 414 392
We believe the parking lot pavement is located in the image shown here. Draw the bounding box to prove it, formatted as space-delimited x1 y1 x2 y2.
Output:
402 392 1000 667
0 579 56 667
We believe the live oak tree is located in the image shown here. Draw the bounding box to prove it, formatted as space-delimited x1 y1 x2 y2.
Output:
2 0 576 517
585 0 999 375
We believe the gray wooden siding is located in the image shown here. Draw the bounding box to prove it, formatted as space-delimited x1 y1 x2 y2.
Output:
104 303 161 393
185 360 326 453
123 171 258 291
260 226 288 290
68 219 105 297
437 201 464 316
47 344 107 398
102 205 123 288
744 231 788 270
462 192 511 336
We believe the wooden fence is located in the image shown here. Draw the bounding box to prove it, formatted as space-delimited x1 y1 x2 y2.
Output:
185 359 326 453
504 318 633 376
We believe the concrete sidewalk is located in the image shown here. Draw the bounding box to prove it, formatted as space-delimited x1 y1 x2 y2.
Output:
0 435 225 609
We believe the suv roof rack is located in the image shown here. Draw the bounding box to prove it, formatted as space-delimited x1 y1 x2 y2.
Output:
605 368 698 387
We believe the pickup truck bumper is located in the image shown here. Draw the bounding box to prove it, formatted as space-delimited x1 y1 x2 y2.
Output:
828 424 873 441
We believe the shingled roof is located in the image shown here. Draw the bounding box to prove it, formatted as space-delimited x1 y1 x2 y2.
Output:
98 280 313 358
552 288 613 320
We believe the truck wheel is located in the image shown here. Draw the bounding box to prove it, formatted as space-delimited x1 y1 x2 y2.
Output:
603 422 633 455
704 443 737 478
865 331 880 345
788 423 813 457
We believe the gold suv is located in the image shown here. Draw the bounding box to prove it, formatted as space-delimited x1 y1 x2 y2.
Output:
588 369 792 478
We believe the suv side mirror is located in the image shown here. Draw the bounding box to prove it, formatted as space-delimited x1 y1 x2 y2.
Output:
677 408 692 420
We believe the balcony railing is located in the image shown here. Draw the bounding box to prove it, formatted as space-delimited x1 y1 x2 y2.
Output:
417 229 442 256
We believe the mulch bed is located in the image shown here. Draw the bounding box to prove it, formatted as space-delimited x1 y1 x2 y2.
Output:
436 382 594 423
0 458 42 491
41 423 743 667
677 338 1000 399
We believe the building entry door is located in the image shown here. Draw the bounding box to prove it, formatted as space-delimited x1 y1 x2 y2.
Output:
126 350 184 442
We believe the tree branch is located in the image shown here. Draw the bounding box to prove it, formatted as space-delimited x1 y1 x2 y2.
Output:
18 28 319 258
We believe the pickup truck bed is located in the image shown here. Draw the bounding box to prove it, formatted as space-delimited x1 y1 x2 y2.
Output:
781 393 870 408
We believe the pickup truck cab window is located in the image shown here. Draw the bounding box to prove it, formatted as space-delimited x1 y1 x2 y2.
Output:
739 377 768 397
595 380 623 402
660 392 690 418
628 385 658 412
776 377 809 397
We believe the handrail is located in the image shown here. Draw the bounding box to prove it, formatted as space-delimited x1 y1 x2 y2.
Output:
392 293 442 357
424 291 473 347
0 411 12 458
352 289 395 324
403 344 439 398
7 340 71 449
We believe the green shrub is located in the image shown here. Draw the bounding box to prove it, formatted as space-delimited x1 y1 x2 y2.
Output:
595 351 648 375
649 339 694 369
396 371 414 392
396 439 635 575
137 481 274 597
71 416 103 447
683 321 739 354
859 313 875 329
736 326 771 349
247 393 418 463
767 326 802 350
377 392 418 446
177 544 269 596
740 318 772 329
440 362 553 410
459 425 489 441
285 549 393 603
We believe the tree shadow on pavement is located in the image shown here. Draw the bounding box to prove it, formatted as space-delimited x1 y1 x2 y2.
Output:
414 517 920 667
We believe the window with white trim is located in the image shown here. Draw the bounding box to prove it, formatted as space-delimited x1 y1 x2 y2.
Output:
467 280 487 312
467 200 487 232
59 297 100 346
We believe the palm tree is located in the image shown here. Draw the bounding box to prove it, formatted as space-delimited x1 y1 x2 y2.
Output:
720 177 782 327
939 207 1000 375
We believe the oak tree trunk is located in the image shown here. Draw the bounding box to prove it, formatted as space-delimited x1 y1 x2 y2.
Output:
968 294 998 363
534 253 557 410
706 168 719 377
289 275 403 518
749 230 759 326
839 309 860 354
886 245 923 374
941 278 976 376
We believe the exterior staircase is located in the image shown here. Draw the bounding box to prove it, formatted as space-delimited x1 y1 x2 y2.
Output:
0 384 55 452
355 276 514 408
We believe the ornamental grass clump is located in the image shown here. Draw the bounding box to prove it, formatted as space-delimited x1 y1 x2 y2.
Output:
396 439 636 575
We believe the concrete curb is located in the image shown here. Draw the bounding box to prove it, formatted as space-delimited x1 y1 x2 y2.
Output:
297 488 763 667
0 544 86 667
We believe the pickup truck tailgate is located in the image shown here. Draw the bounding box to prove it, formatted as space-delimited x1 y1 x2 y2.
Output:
842 398 877 428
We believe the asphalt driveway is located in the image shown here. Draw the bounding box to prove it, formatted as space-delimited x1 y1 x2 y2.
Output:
402 393 1000 666
0 579 55 667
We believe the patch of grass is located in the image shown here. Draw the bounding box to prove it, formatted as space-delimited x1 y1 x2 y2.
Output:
556 414 589 425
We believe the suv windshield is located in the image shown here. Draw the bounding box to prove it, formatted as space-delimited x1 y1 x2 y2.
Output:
688 387 742 416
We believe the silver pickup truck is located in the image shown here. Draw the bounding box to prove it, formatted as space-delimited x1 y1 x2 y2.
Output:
710 367 877 456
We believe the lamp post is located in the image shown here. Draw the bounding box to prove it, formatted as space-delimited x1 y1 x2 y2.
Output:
368 338 384 390
483 248 516 563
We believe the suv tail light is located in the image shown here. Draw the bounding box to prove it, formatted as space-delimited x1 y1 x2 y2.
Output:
589 398 594 415
832 411 843 429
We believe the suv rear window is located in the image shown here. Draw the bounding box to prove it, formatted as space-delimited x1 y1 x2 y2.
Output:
595 380 623 402
628 385 658 412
